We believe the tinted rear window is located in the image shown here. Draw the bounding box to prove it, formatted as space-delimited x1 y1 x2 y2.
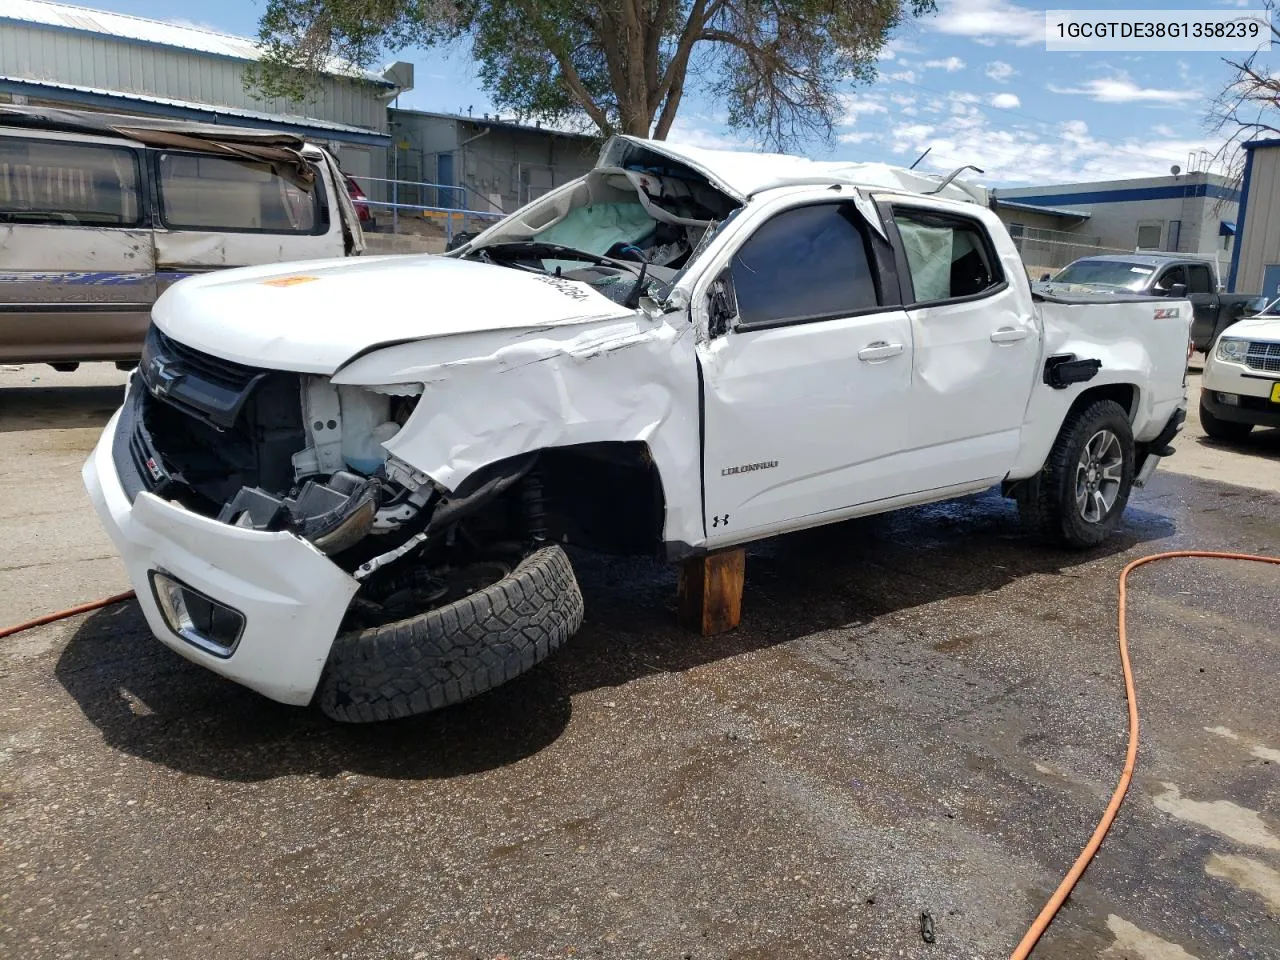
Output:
157 153 320 233
0 137 141 227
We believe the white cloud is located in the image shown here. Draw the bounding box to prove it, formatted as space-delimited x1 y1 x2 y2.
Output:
838 92 889 125
923 56 966 72
890 109 1229 185
991 93 1021 109
663 118 758 151
839 131 877 144
890 93 916 107
985 61 1017 82
928 0 1043 46
887 70 918 83
1049 76 1201 104
877 37 922 62
1152 123 1177 137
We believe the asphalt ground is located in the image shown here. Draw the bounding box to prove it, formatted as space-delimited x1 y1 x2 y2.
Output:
1 363 1278 960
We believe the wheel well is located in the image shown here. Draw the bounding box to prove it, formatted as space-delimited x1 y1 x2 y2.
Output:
1067 383 1138 423
534 442 667 557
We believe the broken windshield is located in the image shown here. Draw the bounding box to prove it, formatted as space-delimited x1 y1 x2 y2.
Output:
1052 260 1154 291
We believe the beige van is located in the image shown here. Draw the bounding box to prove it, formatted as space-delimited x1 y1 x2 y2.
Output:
0 106 364 369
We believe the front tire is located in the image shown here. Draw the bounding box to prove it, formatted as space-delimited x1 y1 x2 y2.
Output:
1199 399 1253 442
1017 399 1135 548
317 545 584 722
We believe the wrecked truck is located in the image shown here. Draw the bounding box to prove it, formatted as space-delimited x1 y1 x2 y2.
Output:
84 136 1191 722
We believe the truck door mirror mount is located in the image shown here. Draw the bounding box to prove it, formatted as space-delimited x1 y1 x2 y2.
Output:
1168 282 1187 299
1039 272 1051 282
708 272 737 338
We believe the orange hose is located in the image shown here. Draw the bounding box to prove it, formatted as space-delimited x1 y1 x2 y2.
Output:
0 590 135 640
1011 550 1280 959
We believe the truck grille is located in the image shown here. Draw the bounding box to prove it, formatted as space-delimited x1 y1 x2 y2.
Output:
1244 340 1280 374
152 327 261 392
118 325 306 512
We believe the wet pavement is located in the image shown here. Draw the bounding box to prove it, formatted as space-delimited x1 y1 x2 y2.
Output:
2 371 1278 960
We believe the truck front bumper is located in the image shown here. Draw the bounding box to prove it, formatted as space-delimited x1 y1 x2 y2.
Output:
83 401 360 706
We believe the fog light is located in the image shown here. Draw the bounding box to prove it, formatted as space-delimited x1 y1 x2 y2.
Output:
1218 392 1241 406
149 572 245 658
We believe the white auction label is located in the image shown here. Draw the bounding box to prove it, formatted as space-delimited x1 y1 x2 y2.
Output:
1046 9 1271 51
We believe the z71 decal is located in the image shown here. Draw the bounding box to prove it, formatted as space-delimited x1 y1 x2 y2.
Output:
1153 307 1181 320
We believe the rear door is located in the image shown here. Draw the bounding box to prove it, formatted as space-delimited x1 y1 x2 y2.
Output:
0 132 155 363
150 150 345 291
889 203 1040 487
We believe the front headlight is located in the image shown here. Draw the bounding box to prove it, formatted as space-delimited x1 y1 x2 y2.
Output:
1216 337 1249 363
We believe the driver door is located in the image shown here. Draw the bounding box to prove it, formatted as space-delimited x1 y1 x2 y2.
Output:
696 199 914 545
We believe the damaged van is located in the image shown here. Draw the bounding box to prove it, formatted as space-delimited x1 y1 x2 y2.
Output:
84 136 1191 722
0 106 364 369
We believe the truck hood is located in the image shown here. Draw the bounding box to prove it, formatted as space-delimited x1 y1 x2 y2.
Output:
152 254 636 374
1034 281 1137 297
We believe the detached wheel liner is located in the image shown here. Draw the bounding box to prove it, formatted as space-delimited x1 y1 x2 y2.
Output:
318 545 584 723
1017 398 1135 548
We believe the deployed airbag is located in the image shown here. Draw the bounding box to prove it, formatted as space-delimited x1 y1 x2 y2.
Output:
897 219 953 302
536 202 656 269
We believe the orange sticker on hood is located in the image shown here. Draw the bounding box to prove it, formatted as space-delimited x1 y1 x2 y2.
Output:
262 276 319 287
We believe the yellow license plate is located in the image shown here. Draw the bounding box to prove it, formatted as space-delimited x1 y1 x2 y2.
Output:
1272 383 1280 403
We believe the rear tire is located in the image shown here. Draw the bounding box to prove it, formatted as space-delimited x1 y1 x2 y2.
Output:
1017 399 1135 548
1199 399 1253 442
317 545 584 722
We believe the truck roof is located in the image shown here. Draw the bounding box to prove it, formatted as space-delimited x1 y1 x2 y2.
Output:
600 135 989 207
1071 253 1214 268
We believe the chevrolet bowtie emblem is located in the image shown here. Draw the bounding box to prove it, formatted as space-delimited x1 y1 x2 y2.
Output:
147 356 182 398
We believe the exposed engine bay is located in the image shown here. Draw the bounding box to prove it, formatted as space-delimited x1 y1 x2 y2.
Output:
121 323 663 634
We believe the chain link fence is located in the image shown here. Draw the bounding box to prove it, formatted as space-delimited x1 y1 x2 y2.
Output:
1010 225 1136 280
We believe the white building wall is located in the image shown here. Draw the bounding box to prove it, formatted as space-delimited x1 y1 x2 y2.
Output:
1000 173 1238 276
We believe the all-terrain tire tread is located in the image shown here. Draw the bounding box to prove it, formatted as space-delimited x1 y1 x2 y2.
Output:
1016 398 1135 548
317 545 584 723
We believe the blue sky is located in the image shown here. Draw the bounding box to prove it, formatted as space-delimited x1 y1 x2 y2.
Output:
76 0 1265 186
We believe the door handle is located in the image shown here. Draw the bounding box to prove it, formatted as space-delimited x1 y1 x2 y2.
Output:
857 341 904 362
990 327 1030 344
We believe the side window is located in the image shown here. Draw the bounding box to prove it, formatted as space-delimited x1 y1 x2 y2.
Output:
1155 265 1187 294
893 207 1003 303
1136 222 1162 250
157 153 320 234
729 202 879 328
1187 264 1213 294
0 137 141 227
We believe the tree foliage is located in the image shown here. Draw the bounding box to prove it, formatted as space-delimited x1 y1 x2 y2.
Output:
249 0 936 148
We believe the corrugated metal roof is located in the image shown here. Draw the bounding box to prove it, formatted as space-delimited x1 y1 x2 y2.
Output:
0 0 391 84
0 74 391 141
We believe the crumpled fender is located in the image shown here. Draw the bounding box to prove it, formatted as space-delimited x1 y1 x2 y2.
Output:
330 312 705 547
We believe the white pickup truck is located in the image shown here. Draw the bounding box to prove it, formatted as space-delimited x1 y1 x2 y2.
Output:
84 137 1191 722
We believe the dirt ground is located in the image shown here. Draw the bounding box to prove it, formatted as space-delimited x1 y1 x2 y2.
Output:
1 364 1277 960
